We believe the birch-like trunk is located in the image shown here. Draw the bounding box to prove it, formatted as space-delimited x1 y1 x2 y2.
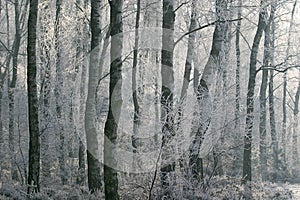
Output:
243 1 267 185
160 0 175 198
283 0 297 164
259 14 270 182
268 4 279 181
9 0 21 181
233 0 242 174
104 0 123 199
39 1 52 182
292 75 300 177
188 0 227 183
85 0 102 193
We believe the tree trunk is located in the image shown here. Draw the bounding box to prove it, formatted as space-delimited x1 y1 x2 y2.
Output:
233 0 242 174
132 0 141 172
259 14 270 182
77 0 89 186
283 0 297 165
39 2 52 182
160 0 175 198
85 0 102 193
27 0 40 194
9 0 21 181
104 0 123 199
268 4 279 181
292 76 300 177
54 0 67 185
188 0 227 182
243 1 267 185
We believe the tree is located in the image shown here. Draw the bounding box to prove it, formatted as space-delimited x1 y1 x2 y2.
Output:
8 0 21 181
234 0 242 174
282 0 297 165
104 0 123 199
268 3 279 181
160 0 175 198
54 0 67 185
259 9 271 182
188 0 227 183
39 1 52 183
243 0 267 186
85 0 102 193
27 0 40 194
132 0 141 171
292 73 300 177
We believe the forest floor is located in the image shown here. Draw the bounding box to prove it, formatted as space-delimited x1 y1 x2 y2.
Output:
287 184 300 199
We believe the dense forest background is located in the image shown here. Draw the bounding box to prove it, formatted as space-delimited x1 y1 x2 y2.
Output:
0 0 300 199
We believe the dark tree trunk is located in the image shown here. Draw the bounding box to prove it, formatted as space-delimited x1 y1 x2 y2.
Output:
104 0 123 199
234 0 242 174
243 1 267 185
85 0 102 193
27 0 40 194
132 0 141 171
160 0 175 198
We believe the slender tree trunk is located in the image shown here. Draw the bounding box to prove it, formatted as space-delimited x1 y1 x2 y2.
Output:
77 0 89 186
292 75 300 177
104 0 123 199
27 0 40 194
234 0 242 174
177 0 196 173
268 4 279 181
283 0 297 164
132 0 141 172
259 14 270 182
243 1 267 186
160 0 175 198
39 2 52 182
85 0 102 193
188 0 226 182
54 0 67 185
9 0 21 181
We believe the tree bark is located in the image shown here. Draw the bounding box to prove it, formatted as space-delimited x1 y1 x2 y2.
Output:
85 0 102 193
77 0 90 186
234 0 242 174
54 0 68 185
104 0 123 199
132 0 141 171
243 1 267 185
39 2 52 182
268 4 279 181
283 0 297 165
160 0 175 198
27 0 40 194
259 14 270 182
9 0 21 181
188 0 227 182
292 75 300 177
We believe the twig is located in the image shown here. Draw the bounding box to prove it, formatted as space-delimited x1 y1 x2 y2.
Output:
174 18 243 47
174 1 190 13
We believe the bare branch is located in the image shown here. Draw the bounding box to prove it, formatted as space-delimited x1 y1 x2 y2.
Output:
174 18 243 47
174 1 190 13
